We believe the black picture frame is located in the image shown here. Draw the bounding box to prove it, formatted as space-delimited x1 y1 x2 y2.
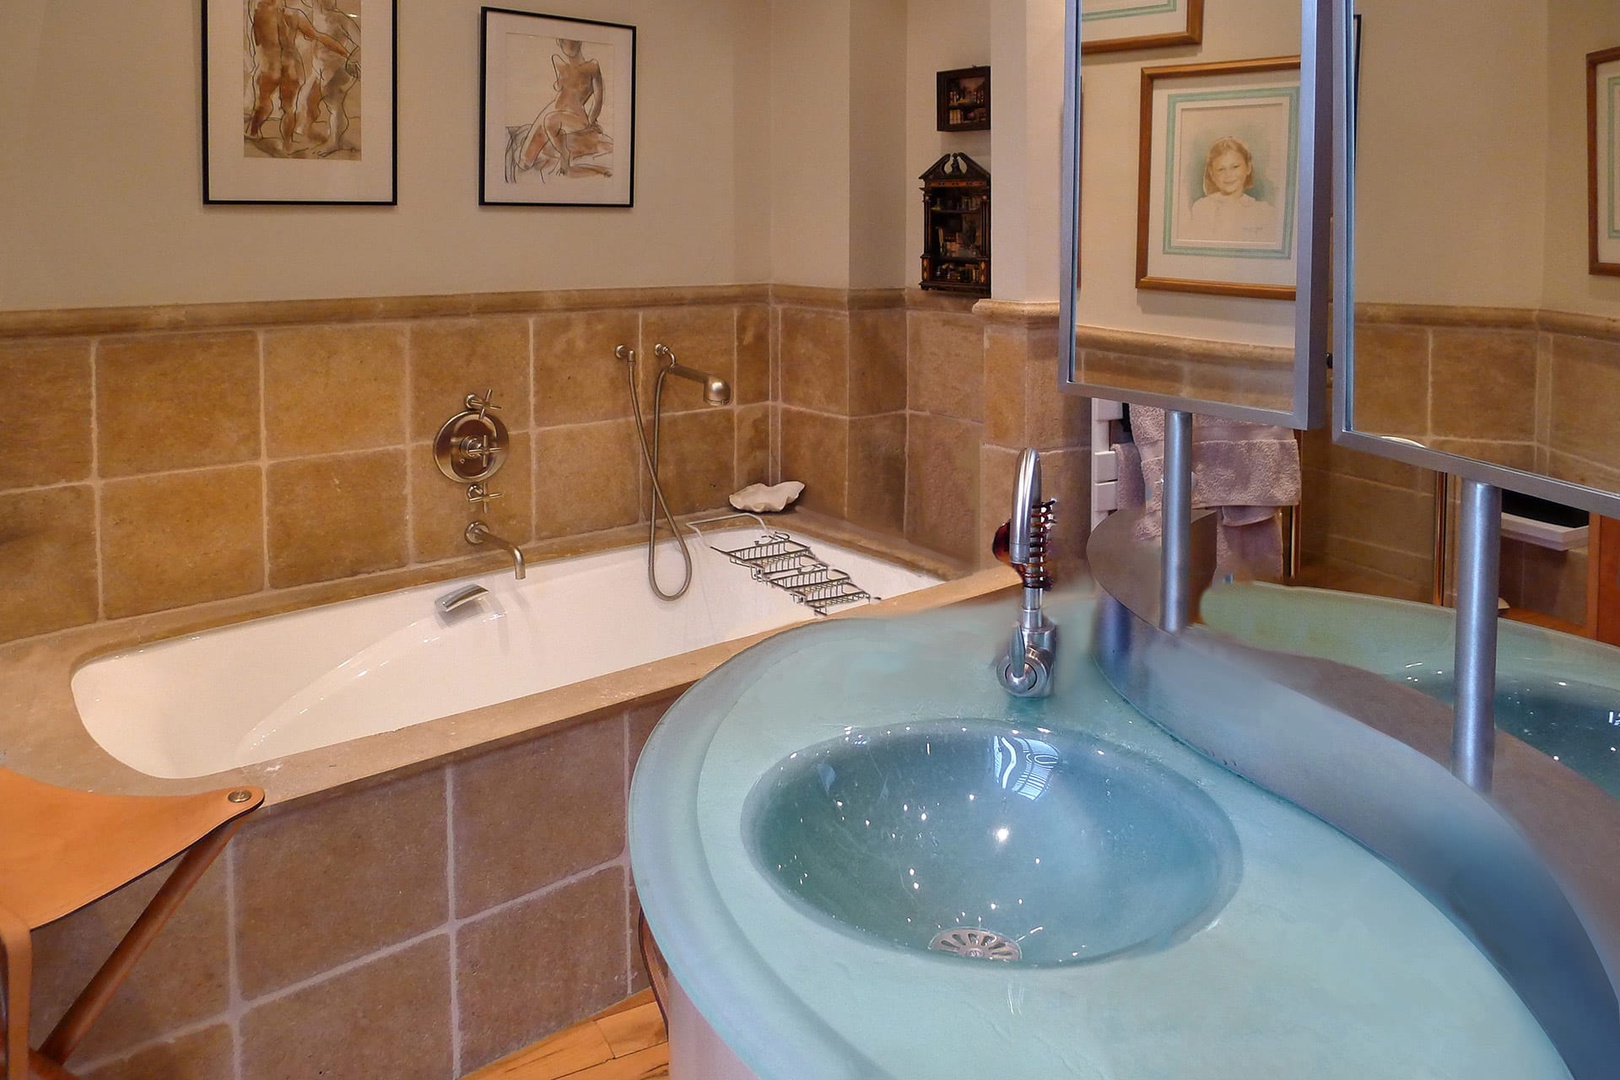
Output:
202 0 398 205
479 7 637 207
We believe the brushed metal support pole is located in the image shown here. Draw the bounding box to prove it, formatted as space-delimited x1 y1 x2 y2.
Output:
1452 478 1501 793
1161 409 1194 633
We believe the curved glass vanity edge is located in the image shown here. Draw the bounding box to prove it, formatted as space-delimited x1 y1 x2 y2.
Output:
628 620 889 1080
632 589 1580 1079
1087 509 1620 1079
1057 0 1333 430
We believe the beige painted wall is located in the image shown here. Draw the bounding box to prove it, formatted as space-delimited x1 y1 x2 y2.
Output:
902 2 993 289
1357 0 1620 317
990 0 1066 302
1354 0 1548 308
1542 0 1620 315
1 0 1068 308
1075 0 1303 347
769 0 853 289
0 0 773 310
849 0 910 290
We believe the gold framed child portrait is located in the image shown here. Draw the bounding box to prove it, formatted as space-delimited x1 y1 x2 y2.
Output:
1136 57 1302 299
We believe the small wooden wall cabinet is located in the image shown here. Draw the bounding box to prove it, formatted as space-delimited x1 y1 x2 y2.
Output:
919 152 991 296
936 66 990 131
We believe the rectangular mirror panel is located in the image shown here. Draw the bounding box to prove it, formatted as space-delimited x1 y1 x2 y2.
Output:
1337 0 1620 516
1061 0 1330 428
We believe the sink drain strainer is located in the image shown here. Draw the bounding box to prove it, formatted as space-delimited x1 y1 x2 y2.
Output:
928 927 1021 961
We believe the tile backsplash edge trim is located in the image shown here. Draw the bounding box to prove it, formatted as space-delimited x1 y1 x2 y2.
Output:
0 284 776 340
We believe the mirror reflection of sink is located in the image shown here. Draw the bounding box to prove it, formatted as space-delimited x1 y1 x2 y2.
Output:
744 719 1241 967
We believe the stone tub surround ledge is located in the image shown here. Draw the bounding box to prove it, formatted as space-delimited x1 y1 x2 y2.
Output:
0 509 1000 809
4 502 1004 1079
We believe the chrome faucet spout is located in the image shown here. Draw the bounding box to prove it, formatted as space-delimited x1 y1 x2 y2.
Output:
996 448 1058 698
465 520 526 580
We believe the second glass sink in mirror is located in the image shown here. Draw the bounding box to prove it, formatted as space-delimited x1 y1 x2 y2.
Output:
744 719 1241 967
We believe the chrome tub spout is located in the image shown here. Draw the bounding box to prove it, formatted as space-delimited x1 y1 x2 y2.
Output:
465 520 526 580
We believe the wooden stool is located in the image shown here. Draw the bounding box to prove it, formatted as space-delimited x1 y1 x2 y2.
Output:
0 768 263 1079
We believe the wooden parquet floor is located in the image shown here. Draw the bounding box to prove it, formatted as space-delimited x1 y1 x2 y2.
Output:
463 990 669 1080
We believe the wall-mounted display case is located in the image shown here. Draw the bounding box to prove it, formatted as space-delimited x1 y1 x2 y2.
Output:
919 152 990 295
936 66 990 131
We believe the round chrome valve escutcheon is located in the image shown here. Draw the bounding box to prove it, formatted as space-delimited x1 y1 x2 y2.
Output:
433 393 510 483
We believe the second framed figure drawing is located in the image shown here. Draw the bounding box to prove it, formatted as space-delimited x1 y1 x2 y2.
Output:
1136 57 1302 299
480 8 636 206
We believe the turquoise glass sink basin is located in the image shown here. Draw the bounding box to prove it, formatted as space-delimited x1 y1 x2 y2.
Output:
745 719 1241 966
1396 668 1620 799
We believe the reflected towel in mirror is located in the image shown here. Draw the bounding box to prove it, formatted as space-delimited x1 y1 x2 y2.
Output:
1118 406 1301 577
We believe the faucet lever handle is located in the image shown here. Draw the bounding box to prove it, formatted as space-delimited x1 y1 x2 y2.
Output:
466 484 503 513
465 390 500 419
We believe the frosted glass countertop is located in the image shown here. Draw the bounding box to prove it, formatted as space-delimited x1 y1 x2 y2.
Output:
629 592 1568 1079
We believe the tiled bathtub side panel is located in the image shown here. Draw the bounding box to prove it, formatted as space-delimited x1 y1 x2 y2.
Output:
54 698 673 1080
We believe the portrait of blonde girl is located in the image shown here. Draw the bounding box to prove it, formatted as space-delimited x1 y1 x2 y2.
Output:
1184 135 1280 244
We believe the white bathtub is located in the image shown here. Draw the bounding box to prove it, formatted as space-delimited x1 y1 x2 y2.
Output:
72 529 941 779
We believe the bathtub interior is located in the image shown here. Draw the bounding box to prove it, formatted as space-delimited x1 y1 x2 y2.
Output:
71 528 941 780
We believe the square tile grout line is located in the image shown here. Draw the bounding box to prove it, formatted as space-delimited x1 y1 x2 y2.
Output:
258 330 271 596
444 853 634 1075
622 712 636 1000
404 324 420 565
89 336 105 622
447 766 463 1078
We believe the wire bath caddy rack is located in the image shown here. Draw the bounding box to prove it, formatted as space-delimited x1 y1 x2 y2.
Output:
684 513 879 615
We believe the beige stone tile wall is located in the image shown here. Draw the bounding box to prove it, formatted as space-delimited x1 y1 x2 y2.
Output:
1075 328 1295 418
1298 427 1436 602
1314 311 1620 605
1319 312 1539 601
0 286 1098 646
977 317 1088 577
771 290 1088 570
0 291 775 646
1499 539 1589 628
32 695 676 1080
1544 330 1620 481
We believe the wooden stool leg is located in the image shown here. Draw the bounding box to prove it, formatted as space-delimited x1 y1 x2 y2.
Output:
0 906 31 1080
37 819 242 1068
636 911 669 1023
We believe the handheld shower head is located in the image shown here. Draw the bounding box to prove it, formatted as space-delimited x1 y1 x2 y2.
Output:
653 343 732 406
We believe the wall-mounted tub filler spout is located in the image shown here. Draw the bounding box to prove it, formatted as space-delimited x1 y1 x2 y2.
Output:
995 448 1058 698
653 342 732 405
465 521 526 580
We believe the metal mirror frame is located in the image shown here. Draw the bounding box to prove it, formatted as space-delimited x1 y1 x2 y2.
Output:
1329 0 1620 519
1059 0 1333 430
